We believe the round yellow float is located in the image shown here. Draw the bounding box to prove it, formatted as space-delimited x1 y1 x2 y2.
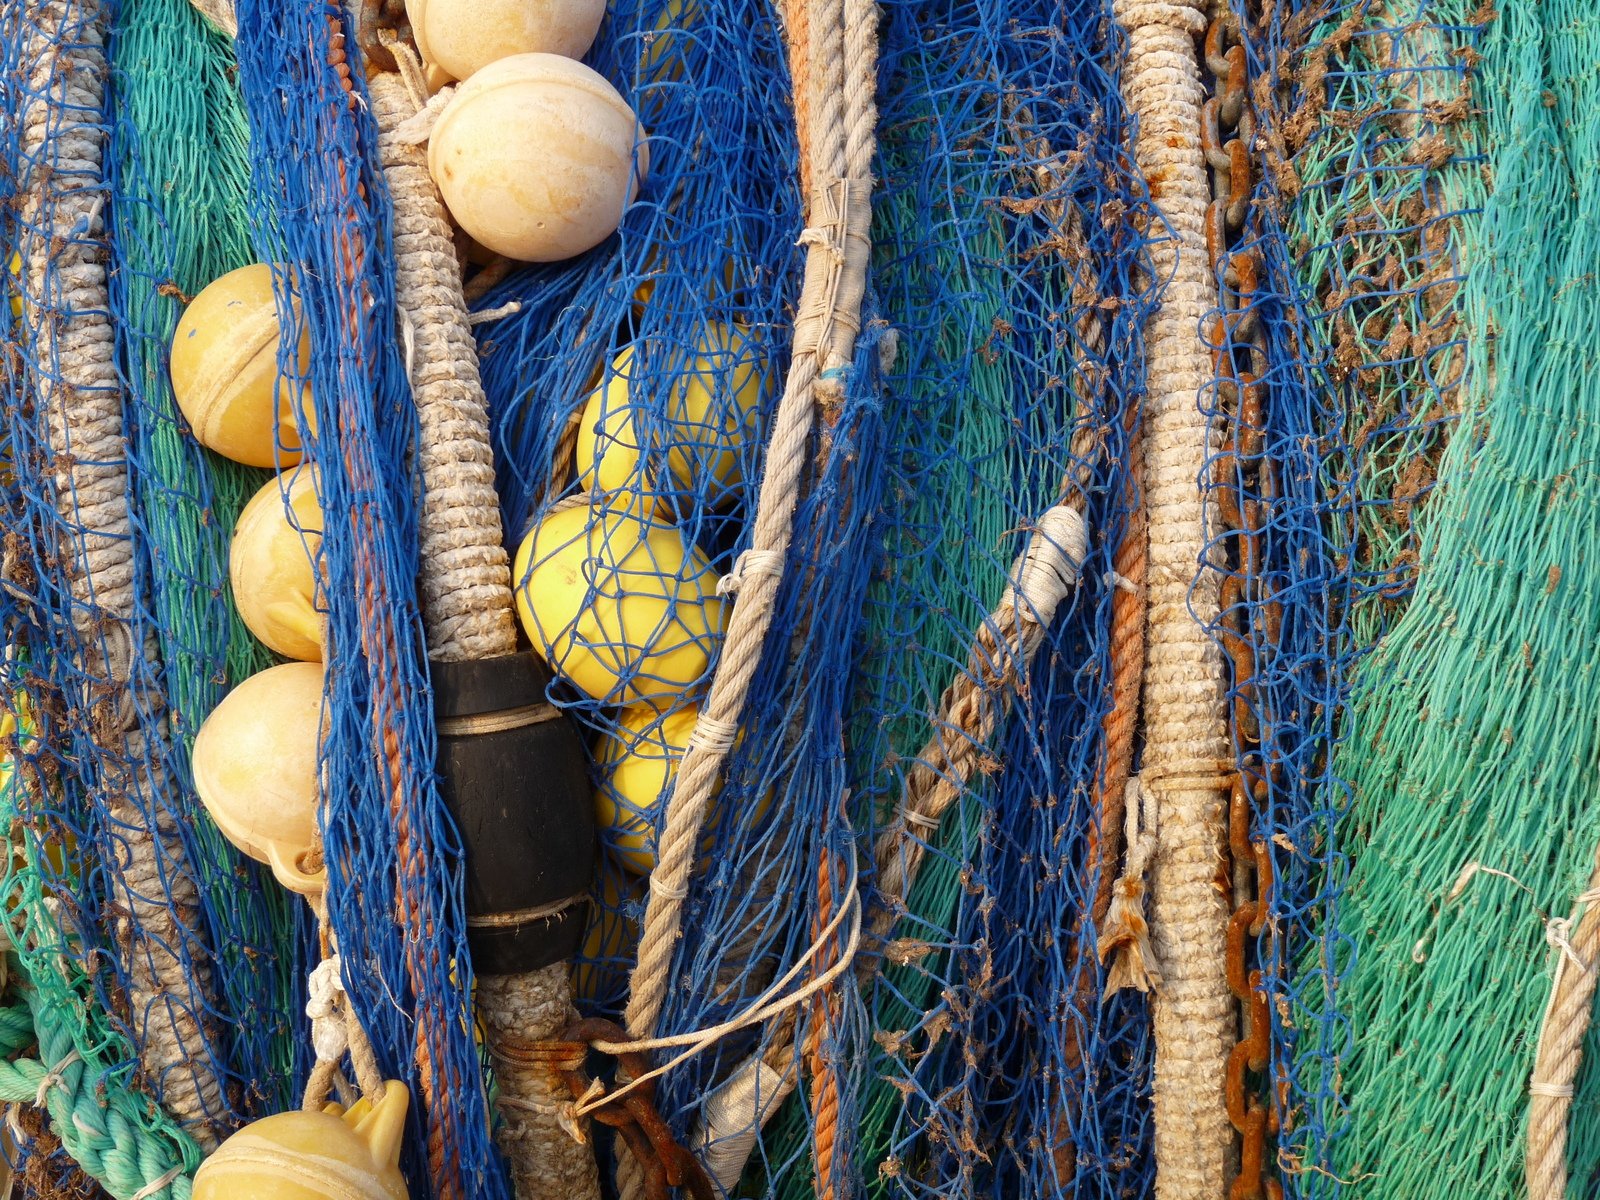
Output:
170 264 315 468
410 0 607 81
512 503 724 708
595 701 730 874
193 1080 409 1200
192 661 327 896
231 466 325 662
662 322 767 505
428 53 648 263
574 327 766 510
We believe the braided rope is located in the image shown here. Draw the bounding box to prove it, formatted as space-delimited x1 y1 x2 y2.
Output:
0 978 198 1200
1112 0 1232 1194
20 0 226 1152
368 64 598 1200
1526 854 1600 1200
624 0 876 1048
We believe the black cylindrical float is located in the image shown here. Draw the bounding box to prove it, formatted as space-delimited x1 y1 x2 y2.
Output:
432 651 593 975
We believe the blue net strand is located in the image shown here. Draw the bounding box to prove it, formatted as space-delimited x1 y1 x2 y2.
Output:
232 4 506 1195
0 0 286 1147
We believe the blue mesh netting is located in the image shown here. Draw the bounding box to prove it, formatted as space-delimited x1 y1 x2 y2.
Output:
1240 0 1488 1193
230 3 505 1195
0 0 304 1161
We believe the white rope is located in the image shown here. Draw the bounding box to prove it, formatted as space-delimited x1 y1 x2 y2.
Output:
584 862 860 1117
129 1165 185 1200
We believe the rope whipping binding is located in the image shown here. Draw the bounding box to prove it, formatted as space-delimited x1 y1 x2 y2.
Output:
0 0 265 1153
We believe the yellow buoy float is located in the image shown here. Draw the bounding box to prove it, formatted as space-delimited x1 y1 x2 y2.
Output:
410 0 607 81
193 1081 410 1200
429 53 648 263
231 466 325 662
192 661 327 896
575 326 767 511
170 263 315 468
512 503 724 708
594 701 746 874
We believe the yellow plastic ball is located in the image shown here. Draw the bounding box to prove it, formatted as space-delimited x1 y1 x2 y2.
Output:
662 322 767 505
573 349 672 519
413 0 607 81
428 54 648 263
512 503 724 708
231 466 325 662
7 252 21 319
194 1081 409 1200
170 264 314 468
595 702 722 874
192 662 326 896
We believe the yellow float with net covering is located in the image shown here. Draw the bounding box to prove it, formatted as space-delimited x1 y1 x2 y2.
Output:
231 465 325 662
512 503 725 708
170 263 315 468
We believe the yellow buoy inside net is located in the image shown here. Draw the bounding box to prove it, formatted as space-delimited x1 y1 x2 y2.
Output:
170 263 315 468
593 701 771 874
231 465 326 662
193 1080 410 1200
512 503 725 708
574 325 767 512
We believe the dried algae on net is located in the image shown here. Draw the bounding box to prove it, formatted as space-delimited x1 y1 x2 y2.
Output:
1306 0 1600 1195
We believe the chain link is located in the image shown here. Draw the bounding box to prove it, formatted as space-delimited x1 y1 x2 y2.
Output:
1204 13 1284 1200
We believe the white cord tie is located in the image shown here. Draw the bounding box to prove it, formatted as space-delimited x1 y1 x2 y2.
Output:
686 713 740 755
307 955 351 1064
130 1165 185 1200
34 1049 80 1108
717 548 785 596
649 873 690 902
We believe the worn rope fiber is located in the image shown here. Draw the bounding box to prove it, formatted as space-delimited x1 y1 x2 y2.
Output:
1111 0 1232 1194
0 988 195 1200
1526 854 1600 1200
622 0 875 1044
611 0 874 1191
21 0 226 1153
369 65 598 1200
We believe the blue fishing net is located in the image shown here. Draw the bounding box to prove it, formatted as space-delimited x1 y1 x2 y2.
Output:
0 0 302 1156
1216 0 1486 1193
230 4 507 1196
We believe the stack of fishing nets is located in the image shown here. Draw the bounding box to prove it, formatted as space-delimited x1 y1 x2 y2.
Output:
8 0 1600 1197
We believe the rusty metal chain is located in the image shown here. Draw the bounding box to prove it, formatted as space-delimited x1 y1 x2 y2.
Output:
557 1018 716 1200
1203 14 1285 1200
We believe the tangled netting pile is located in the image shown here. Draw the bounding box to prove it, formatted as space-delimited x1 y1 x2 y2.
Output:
6 0 1600 1197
